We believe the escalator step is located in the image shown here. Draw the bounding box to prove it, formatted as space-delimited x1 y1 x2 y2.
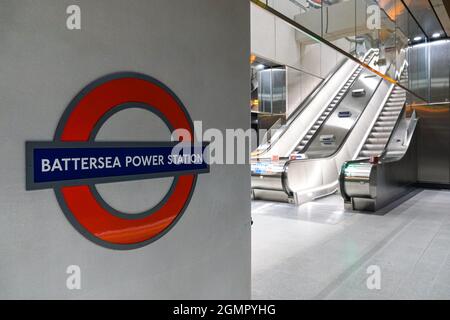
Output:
379 116 398 121
370 132 390 138
367 138 388 144
359 150 382 157
381 111 399 117
378 121 396 126
389 98 405 102
373 127 392 132
364 144 385 150
389 93 405 96
384 106 403 111
386 103 403 109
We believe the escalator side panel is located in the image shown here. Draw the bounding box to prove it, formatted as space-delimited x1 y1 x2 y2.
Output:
283 77 392 202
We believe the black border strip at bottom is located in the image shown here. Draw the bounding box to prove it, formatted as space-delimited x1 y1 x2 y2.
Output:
0 300 447 317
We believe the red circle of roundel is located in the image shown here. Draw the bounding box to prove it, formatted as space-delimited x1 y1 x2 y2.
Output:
53 73 197 250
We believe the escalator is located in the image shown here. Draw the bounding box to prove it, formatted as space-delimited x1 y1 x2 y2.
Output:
251 50 409 205
358 68 409 158
340 107 418 212
340 64 419 212
253 49 378 160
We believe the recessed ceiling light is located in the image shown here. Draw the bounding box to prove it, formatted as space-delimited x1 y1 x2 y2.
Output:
432 33 441 39
413 36 423 41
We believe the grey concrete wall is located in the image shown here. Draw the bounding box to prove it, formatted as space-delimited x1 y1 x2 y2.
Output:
0 0 250 299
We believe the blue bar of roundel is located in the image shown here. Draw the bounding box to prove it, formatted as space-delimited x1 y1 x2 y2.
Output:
33 146 208 183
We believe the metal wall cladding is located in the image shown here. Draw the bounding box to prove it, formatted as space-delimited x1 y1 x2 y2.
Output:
409 40 450 103
258 67 287 114
415 104 450 184
430 41 450 103
408 41 450 185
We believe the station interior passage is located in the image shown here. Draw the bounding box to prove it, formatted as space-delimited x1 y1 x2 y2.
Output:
251 46 419 211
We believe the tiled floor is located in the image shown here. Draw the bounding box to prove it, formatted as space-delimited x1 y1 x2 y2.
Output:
251 190 450 300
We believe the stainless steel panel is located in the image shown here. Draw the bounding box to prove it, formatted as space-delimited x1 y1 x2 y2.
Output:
272 68 287 114
258 68 273 113
342 162 375 198
258 67 287 114
408 44 430 103
430 41 450 103
415 104 450 183
408 40 450 104
251 172 285 191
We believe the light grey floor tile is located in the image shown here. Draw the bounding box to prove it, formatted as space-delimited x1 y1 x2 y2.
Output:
325 285 386 300
428 284 450 299
252 190 450 300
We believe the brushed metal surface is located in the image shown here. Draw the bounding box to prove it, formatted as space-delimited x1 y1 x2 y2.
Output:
430 41 450 103
415 104 450 183
341 115 419 212
258 67 287 114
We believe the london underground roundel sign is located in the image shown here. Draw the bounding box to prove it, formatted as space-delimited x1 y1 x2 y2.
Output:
26 72 209 250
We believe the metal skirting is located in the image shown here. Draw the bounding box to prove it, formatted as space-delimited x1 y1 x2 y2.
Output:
414 103 450 184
